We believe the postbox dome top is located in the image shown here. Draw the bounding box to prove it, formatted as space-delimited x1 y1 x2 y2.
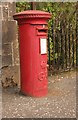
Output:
13 10 51 20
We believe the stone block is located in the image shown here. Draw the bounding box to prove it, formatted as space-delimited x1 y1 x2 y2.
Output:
3 5 8 20
1 65 20 87
0 44 2 56
2 20 17 43
2 44 12 55
2 55 12 66
0 7 2 19
0 55 2 69
8 2 16 20
2 43 12 55
2 20 8 43
7 21 17 42
0 21 2 45
2 2 8 6
0 2 2 5
13 34 20 65
1 2 16 20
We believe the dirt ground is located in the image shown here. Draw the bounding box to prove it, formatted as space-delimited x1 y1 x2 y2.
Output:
2 70 76 118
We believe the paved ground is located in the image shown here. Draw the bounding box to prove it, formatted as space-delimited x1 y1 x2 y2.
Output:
2 71 76 118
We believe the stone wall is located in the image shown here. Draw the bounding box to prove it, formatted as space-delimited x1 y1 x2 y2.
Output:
0 2 20 87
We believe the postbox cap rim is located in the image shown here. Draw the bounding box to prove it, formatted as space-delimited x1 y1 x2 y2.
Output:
13 10 51 20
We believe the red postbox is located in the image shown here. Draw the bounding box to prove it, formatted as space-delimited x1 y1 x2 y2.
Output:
13 10 51 97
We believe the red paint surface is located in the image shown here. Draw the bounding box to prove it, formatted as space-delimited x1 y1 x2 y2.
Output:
13 10 51 97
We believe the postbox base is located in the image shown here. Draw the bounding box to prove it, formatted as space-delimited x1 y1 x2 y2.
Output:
20 89 48 97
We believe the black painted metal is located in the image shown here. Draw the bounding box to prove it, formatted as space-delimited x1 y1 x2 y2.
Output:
48 7 77 74
30 2 36 10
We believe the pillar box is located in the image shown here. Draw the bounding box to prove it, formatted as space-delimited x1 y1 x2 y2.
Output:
13 10 51 97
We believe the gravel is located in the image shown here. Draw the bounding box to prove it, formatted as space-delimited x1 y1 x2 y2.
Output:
2 71 76 118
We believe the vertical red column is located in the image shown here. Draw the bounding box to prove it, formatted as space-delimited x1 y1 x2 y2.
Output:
13 10 51 97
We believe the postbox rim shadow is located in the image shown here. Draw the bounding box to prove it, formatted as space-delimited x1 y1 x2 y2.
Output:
13 10 51 97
